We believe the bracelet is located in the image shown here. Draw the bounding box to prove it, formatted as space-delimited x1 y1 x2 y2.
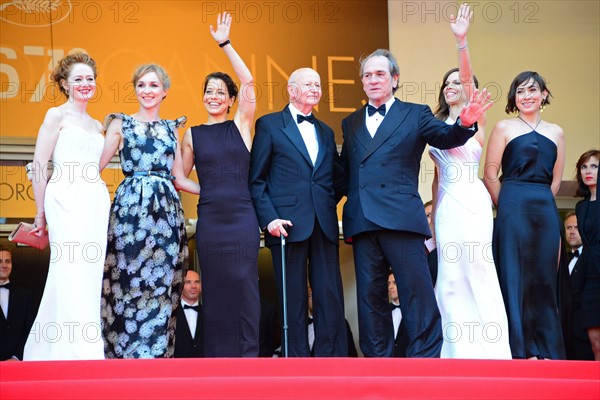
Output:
218 40 231 48
457 40 468 51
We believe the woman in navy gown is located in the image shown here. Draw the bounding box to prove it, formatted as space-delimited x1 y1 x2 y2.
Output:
484 71 566 359
182 13 259 357
574 149 600 360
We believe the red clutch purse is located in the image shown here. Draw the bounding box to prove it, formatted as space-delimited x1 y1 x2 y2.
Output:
8 222 49 250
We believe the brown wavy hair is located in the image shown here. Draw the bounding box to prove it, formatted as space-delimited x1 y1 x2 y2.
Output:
51 52 97 98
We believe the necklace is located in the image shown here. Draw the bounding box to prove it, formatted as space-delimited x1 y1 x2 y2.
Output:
517 115 541 132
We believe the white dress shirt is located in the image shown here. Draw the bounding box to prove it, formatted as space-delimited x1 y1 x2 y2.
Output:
307 314 315 351
365 97 396 137
568 245 583 275
391 301 402 339
289 103 319 165
181 300 200 339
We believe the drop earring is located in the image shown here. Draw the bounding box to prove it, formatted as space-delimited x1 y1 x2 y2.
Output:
540 97 546 112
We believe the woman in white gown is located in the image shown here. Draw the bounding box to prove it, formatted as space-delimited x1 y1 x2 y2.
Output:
429 4 511 359
24 53 110 360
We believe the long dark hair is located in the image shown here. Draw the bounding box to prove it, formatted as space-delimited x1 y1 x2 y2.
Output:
434 68 479 121
575 149 600 198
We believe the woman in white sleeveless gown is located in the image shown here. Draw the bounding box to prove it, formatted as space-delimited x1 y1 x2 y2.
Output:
429 5 511 359
24 53 109 360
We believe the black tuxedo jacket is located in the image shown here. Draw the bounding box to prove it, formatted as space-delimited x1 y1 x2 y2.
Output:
174 304 204 358
249 106 343 247
340 99 475 240
390 303 408 358
0 285 35 360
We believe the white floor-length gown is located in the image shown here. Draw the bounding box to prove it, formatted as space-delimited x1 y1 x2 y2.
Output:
23 127 110 360
429 121 511 359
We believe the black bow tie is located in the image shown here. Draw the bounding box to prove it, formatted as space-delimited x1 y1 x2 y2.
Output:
297 114 316 124
390 303 401 310
307 317 314 325
184 304 199 312
368 104 386 117
570 249 580 259
0 282 10 289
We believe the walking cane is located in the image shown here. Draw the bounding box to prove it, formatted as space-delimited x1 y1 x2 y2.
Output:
280 231 289 357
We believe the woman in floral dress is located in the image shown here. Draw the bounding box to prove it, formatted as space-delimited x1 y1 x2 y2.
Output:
99 64 200 358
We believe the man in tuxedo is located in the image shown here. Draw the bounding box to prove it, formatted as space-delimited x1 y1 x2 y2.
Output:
562 212 594 360
0 246 35 361
388 271 408 357
174 269 203 358
423 201 438 286
339 49 491 357
250 68 347 357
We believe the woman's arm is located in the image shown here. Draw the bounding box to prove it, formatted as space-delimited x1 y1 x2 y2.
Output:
483 120 508 205
30 107 62 235
181 127 195 177
100 118 123 170
451 3 487 146
550 126 565 196
172 130 201 195
211 12 256 150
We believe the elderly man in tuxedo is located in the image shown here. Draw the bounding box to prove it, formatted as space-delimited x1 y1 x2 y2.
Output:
0 246 35 361
339 49 491 357
174 269 203 358
250 68 347 357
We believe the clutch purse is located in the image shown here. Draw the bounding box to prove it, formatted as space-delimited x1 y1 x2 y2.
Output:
8 222 49 250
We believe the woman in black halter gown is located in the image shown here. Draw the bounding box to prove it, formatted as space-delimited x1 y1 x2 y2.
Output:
484 71 566 359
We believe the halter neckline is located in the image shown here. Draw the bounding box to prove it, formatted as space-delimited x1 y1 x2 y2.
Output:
517 115 541 132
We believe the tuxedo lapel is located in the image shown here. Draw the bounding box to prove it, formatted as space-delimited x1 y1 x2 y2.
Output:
313 120 326 171
179 307 194 341
280 107 314 167
351 106 372 152
363 99 410 161
193 312 202 343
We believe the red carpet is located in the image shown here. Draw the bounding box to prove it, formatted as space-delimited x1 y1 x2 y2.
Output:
1 358 598 399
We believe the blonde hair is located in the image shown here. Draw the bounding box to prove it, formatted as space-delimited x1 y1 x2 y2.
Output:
132 64 171 90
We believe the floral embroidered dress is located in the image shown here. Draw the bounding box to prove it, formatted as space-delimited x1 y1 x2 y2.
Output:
101 113 188 358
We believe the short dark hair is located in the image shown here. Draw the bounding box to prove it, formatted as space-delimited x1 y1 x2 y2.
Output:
564 211 577 221
0 245 13 256
203 72 238 114
575 149 600 198
505 71 552 114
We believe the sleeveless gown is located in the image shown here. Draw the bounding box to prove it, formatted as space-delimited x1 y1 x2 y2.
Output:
191 120 260 357
493 130 565 359
429 134 511 359
23 127 110 360
101 114 188 358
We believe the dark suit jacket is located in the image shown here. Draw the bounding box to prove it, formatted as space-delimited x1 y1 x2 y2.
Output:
174 304 204 358
576 195 600 281
249 105 343 247
0 285 35 361
339 99 475 240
